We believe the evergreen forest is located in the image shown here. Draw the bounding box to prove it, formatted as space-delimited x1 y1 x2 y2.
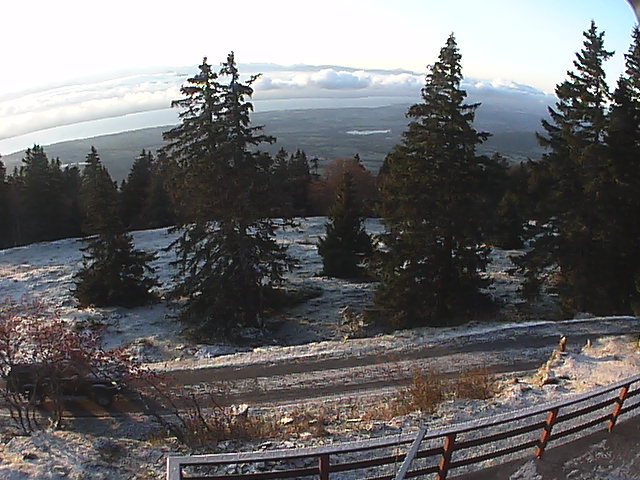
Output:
1 24 639 340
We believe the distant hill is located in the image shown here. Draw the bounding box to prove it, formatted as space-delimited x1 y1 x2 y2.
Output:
2 101 548 183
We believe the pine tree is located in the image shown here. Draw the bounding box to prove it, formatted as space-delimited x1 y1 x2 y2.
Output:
120 150 154 230
74 147 157 307
163 54 290 339
60 165 82 239
270 149 313 216
604 26 640 311
3 168 23 247
373 34 491 328
489 160 528 250
318 171 372 278
0 159 10 248
144 152 177 229
518 22 621 314
18 146 65 243
289 150 313 214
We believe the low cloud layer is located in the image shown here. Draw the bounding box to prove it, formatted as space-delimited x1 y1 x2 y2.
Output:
253 68 423 91
0 72 183 140
0 64 551 144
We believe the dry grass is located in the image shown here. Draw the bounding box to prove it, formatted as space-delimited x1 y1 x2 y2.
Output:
364 367 495 421
148 392 331 448
362 368 445 420
454 367 495 400
149 367 496 448
401 368 446 413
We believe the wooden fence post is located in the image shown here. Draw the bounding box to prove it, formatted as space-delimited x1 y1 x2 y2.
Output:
319 453 330 480
535 407 559 459
608 384 630 432
436 433 457 480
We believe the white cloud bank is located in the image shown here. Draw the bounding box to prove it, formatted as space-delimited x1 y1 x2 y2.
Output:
0 72 183 140
253 68 423 91
0 64 551 151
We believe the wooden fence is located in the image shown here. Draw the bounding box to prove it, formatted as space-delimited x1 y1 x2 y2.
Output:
166 373 640 480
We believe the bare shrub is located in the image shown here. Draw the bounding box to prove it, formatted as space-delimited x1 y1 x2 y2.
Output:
308 156 378 216
361 369 445 421
142 385 332 449
366 367 495 422
454 367 495 400
0 298 144 434
403 368 446 413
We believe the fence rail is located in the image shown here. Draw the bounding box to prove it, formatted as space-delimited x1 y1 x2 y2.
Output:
166 373 640 480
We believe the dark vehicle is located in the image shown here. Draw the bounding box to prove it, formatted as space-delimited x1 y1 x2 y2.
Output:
7 362 121 407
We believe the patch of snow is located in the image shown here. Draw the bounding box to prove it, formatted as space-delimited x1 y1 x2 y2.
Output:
345 129 392 135
0 431 170 480
509 460 542 480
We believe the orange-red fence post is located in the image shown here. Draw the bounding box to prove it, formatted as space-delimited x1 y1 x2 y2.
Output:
436 433 457 480
535 407 559 459
608 384 630 432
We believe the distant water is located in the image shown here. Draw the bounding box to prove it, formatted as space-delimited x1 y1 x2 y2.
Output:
0 95 417 156
253 95 416 111
0 109 178 155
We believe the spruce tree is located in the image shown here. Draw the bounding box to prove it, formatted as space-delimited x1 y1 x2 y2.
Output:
3 167 22 247
604 26 640 311
144 152 177 229
60 165 82 239
163 54 290 339
270 149 313 216
120 150 154 230
289 150 313 214
318 171 372 278
374 34 491 328
18 146 65 243
0 159 10 248
74 147 157 307
518 22 625 314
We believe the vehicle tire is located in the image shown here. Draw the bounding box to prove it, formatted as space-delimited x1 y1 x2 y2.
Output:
92 388 114 407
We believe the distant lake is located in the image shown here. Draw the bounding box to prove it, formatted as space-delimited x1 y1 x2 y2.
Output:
0 95 418 155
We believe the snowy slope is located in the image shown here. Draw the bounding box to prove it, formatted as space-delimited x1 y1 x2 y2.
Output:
1 220 639 479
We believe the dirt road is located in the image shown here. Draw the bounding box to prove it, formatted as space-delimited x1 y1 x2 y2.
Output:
76 317 638 415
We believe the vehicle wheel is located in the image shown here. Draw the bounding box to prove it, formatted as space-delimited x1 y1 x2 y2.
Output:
92 388 114 407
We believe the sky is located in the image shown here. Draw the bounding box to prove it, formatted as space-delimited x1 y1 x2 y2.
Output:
0 0 638 155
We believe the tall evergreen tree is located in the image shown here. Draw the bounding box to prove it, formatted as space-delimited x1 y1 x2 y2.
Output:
626 27 640 101
60 165 83 239
163 54 290 339
518 22 625 314
604 26 640 311
373 35 491 328
318 170 372 278
3 167 23 247
120 150 154 230
18 146 65 243
270 149 313 216
0 159 10 248
288 150 313 214
144 151 178 229
74 147 157 307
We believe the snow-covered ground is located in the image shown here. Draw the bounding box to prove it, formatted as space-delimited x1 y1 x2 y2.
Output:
0 217 550 366
1 219 639 479
1 218 388 360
